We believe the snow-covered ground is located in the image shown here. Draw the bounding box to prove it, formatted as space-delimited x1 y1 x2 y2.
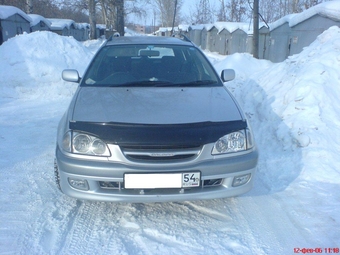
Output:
0 28 339 255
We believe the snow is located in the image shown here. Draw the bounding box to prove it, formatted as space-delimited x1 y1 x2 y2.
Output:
1 28 340 254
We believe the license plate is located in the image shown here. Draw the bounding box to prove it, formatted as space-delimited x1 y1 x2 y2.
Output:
124 172 200 189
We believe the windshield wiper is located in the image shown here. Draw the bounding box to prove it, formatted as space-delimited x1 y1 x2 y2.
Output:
109 80 175 87
177 80 218 87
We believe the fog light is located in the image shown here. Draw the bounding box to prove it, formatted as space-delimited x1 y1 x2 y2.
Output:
232 174 251 187
68 178 89 191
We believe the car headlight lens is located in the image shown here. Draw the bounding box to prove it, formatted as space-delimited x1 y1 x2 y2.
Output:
212 129 254 155
91 139 107 155
73 134 92 153
61 131 111 156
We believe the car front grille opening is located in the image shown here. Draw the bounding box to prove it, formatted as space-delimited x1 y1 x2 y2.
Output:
203 179 223 187
120 145 202 162
125 154 196 161
99 181 122 189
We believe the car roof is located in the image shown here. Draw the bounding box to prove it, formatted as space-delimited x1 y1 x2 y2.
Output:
105 36 195 47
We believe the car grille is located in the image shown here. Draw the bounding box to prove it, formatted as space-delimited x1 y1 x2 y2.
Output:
120 145 202 162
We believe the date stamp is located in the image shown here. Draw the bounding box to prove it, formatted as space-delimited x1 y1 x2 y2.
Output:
294 248 339 254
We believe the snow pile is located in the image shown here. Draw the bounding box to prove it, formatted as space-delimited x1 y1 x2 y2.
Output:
0 31 96 99
260 26 340 149
212 26 340 186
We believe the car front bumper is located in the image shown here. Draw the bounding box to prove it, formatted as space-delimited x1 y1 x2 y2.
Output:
55 145 258 203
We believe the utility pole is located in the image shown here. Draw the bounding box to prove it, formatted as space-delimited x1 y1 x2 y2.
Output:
171 0 178 35
253 0 259 59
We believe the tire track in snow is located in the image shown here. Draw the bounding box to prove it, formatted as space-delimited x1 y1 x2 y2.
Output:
114 202 253 255
58 201 102 255
0 160 40 255
176 201 233 221
58 201 137 255
12 153 78 255
224 180 313 255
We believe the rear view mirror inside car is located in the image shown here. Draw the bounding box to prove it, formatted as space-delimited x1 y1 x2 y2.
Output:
139 49 160 57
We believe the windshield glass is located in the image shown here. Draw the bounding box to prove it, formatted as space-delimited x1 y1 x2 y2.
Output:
81 44 221 87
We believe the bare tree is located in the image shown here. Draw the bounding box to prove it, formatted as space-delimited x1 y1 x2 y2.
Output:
259 0 281 23
225 0 250 22
0 0 25 9
195 0 214 24
217 0 227 21
124 0 149 19
26 0 33 13
58 0 89 22
97 0 124 35
153 0 183 27
99 0 116 31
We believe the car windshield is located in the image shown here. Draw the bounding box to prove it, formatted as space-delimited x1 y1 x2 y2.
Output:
81 44 221 87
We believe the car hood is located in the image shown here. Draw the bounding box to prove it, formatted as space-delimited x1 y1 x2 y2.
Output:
71 86 242 124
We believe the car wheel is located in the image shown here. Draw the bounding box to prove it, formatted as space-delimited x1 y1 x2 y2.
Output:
54 159 62 192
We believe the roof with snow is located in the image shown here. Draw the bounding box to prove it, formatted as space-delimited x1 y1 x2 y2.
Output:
189 24 205 30
158 27 179 32
48 18 76 30
0 5 31 22
180 22 266 35
28 14 51 27
178 24 190 32
270 1 340 30
96 24 106 30
76 23 90 29
214 22 253 34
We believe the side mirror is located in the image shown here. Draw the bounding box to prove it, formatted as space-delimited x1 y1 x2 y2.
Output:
62 69 81 83
221 69 235 82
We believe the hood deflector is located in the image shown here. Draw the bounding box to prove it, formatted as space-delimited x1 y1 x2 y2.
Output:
69 120 247 147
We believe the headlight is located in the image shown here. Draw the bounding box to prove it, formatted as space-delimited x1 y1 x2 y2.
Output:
61 131 111 156
212 129 254 155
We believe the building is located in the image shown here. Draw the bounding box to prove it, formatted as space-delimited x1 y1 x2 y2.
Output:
28 14 51 32
0 5 31 45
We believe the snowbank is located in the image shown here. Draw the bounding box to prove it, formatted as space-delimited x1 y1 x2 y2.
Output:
211 26 340 186
0 31 97 99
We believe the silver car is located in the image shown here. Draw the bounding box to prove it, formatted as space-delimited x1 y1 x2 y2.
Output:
54 36 258 202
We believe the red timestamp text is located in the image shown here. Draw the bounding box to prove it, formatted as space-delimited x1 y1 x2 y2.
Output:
294 248 339 254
